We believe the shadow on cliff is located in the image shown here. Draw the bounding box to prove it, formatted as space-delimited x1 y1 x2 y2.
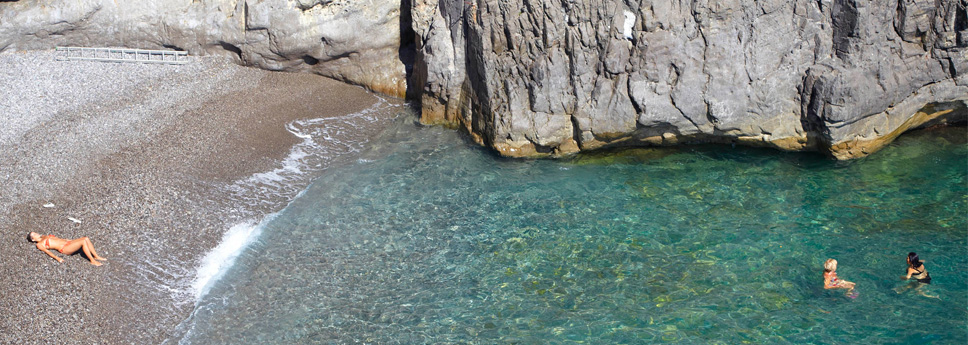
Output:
399 0 418 107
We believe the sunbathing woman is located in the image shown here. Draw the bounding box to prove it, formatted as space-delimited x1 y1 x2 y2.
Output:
28 232 106 266
823 258 857 297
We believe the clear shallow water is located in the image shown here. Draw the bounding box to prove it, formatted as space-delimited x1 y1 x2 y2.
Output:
171 118 967 344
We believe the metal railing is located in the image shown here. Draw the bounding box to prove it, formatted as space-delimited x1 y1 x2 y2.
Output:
55 47 189 65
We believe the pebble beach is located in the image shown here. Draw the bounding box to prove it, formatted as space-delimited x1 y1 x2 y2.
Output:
0 50 399 344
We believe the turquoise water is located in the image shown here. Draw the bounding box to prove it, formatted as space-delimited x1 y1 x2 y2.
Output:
172 117 967 344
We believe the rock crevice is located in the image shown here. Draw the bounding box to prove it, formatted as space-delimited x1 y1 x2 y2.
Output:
1 0 965 159
410 0 967 159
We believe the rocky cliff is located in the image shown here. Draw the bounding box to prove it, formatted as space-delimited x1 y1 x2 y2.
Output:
0 0 408 97
2 0 966 159
410 0 968 159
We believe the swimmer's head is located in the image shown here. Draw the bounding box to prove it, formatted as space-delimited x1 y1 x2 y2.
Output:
27 232 40 242
824 258 837 272
907 252 921 268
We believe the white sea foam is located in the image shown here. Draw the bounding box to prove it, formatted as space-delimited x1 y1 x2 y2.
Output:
226 95 397 208
191 219 266 300
165 80 409 345
187 95 403 303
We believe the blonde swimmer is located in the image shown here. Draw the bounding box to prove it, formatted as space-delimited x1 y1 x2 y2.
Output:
823 258 857 298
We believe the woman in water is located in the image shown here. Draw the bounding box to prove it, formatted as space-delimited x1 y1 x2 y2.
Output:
28 232 106 266
897 252 937 298
823 258 857 297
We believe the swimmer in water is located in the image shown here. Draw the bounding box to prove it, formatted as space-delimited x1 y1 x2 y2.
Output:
896 252 939 298
823 258 856 297
28 232 106 266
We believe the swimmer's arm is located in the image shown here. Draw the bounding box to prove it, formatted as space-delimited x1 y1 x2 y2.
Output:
903 267 915 280
37 245 63 263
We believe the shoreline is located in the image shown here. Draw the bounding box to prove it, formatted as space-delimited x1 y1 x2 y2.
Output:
0 50 401 344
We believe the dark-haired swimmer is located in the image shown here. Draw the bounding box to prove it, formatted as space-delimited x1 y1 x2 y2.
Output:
28 232 106 266
896 252 938 298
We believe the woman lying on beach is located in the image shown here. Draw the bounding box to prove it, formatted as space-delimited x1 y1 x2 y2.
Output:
823 258 857 297
28 232 106 266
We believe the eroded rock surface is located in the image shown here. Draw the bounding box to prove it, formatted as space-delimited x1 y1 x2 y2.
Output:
0 0 407 97
1 0 965 159
410 0 967 158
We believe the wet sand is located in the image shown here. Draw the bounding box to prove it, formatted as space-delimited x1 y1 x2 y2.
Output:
0 51 395 344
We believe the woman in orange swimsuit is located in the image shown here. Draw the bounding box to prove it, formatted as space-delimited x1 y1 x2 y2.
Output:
28 232 106 266
823 258 856 297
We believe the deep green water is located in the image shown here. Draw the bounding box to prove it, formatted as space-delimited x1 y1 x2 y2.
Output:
173 118 967 344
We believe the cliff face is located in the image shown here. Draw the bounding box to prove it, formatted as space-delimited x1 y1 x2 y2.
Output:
410 0 968 158
2 1 965 159
0 0 408 97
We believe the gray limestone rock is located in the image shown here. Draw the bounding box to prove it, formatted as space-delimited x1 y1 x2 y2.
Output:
0 0 407 97
410 0 968 158
1 0 964 159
